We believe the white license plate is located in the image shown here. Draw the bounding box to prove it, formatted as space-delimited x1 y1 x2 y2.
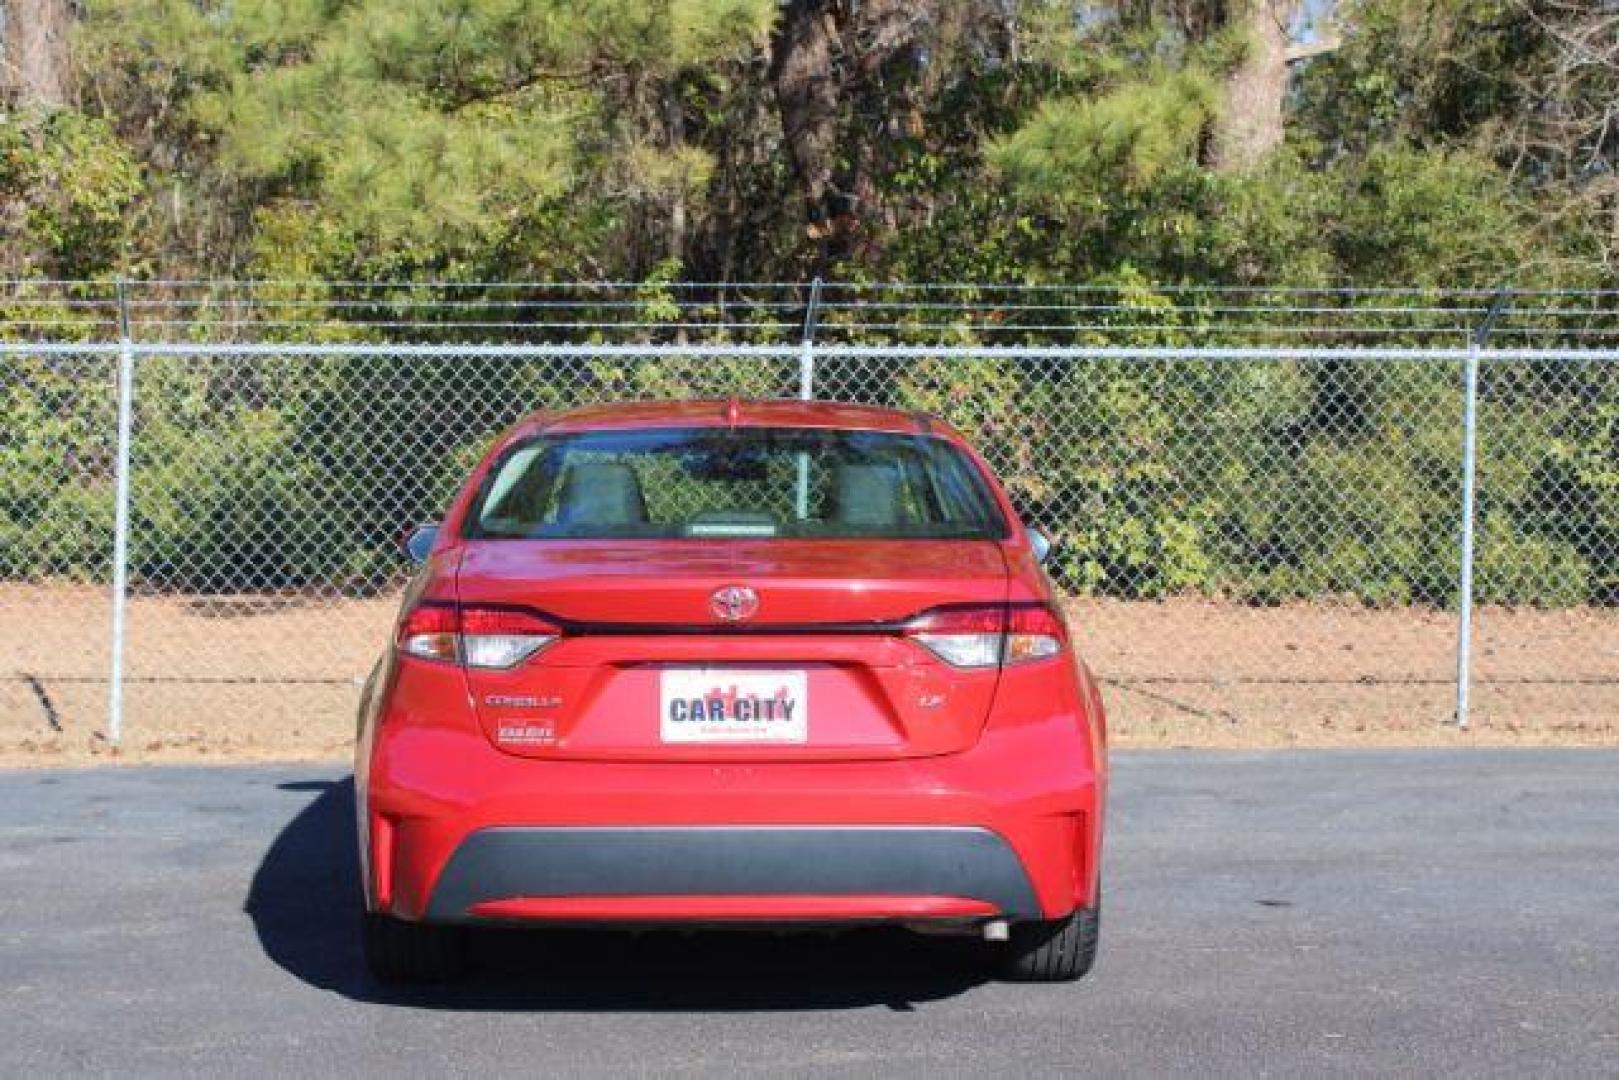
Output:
660 669 808 744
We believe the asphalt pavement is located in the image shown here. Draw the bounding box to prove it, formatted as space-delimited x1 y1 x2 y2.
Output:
2 750 1616 1077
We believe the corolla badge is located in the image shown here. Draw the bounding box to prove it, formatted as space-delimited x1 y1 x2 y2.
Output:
710 584 760 623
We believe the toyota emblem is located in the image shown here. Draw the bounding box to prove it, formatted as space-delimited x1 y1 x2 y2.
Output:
710 585 759 623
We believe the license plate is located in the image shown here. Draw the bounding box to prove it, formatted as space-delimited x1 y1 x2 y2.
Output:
660 669 808 744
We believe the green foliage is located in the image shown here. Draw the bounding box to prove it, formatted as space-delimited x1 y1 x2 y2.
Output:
1 1 1615 606
47 0 1601 286
990 69 1218 212
0 112 144 278
1332 146 1532 285
0 354 118 578
1294 0 1541 154
74 0 774 277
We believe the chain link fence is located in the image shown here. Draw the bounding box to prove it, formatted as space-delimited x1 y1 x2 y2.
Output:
2 282 1617 753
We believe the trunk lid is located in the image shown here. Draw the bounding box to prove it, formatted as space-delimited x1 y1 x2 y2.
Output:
455 539 1009 760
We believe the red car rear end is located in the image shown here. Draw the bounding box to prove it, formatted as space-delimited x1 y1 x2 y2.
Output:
355 400 1107 982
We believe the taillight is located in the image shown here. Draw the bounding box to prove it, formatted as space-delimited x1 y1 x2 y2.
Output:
1003 604 1066 664
902 606 1007 668
398 602 459 663
397 603 561 669
459 606 561 669
902 603 1066 669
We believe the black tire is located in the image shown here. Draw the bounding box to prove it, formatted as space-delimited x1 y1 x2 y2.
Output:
362 913 468 983
998 900 1100 982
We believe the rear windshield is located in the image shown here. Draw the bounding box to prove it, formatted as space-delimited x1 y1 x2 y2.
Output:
466 426 1008 541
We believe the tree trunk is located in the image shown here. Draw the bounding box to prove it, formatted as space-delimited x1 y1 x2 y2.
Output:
770 0 841 240
1207 0 1297 172
771 0 935 263
1 0 74 109
663 85 687 269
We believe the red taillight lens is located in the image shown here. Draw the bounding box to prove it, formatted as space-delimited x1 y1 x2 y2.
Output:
1004 603 1067 664
396 603 561 669
901 603 1066 668
398 602 459 663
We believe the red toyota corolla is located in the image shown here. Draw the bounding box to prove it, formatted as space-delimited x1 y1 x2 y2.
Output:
355 399 1107 982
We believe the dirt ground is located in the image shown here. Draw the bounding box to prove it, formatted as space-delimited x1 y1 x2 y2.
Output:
2 583 1615 765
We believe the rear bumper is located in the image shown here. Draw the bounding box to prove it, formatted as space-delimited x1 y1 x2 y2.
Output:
361 710 1103 924
460 895 1000 925
427 826 1041 922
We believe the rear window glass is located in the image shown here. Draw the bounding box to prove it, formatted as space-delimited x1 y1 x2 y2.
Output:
466 426 1008 541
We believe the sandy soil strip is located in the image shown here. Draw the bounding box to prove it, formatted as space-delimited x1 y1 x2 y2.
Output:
2 584 1615 764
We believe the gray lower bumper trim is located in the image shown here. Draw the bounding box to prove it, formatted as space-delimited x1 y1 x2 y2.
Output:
426 826 1040 921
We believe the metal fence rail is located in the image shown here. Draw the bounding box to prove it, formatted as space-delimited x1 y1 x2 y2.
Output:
2 288 1617 751
13 278 1619 347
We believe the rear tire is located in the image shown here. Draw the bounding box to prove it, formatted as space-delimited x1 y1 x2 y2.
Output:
362 913 468 983
998 900 1100 983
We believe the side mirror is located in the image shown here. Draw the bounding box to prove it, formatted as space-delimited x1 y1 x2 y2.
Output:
1025 525 1053 566
402 523 440 564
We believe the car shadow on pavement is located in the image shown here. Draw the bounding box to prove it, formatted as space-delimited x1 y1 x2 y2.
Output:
245 779 992 1011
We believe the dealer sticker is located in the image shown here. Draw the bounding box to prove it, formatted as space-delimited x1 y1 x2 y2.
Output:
659 669 808 744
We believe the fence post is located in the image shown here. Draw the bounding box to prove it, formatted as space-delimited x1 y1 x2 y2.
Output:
1455 287 1511 729
799 276 823 401
107 282 136 746
794 278 823 520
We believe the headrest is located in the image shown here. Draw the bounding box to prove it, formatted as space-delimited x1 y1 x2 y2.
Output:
555 462 649 526
833 462 908 528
